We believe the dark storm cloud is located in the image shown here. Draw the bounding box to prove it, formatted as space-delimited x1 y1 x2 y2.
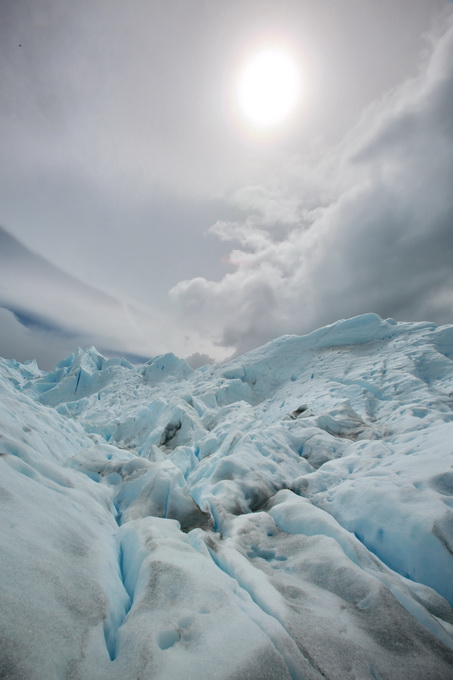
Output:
171 16 453 356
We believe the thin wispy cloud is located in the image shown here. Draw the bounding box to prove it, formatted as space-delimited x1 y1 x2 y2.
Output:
0 228 214 368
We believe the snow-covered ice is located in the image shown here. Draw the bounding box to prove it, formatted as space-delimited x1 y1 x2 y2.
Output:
1 314 453 678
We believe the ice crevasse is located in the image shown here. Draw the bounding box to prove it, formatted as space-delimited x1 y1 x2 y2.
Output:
0 313 453 679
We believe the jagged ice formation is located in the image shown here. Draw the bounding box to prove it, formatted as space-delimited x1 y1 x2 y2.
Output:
1 313 453 679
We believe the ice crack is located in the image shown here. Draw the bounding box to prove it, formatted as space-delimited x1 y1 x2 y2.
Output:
103 537 133 661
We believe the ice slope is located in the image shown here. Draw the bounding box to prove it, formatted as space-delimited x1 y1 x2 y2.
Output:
1 313 453 679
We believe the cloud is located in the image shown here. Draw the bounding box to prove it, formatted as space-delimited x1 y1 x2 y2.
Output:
171 15 453 356
0 307 79 371
0 305 156 371
184 352 215 369
229 185 303 226
0 227 221 366
1 2 451 367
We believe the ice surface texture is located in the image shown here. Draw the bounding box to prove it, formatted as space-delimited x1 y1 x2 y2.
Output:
1 313 453 679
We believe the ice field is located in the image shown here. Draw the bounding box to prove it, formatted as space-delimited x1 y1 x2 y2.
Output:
1 313 453 679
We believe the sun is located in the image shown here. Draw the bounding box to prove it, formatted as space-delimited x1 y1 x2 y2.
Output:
237 47 301 128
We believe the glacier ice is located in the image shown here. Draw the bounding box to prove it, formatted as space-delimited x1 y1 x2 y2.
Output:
0 314 453 679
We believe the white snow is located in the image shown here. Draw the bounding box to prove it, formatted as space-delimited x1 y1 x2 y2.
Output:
1 313 453 679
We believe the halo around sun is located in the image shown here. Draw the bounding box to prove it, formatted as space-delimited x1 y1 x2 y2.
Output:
237 47 301 128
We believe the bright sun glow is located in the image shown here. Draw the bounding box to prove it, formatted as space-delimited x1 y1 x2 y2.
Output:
238 48 301 128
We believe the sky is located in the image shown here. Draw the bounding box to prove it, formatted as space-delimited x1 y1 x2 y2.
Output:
1 0 452 370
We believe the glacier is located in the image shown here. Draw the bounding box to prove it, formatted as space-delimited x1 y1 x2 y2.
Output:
0 313 453 679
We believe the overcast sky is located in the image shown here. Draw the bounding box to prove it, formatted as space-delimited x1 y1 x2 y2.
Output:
1 0 452 369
